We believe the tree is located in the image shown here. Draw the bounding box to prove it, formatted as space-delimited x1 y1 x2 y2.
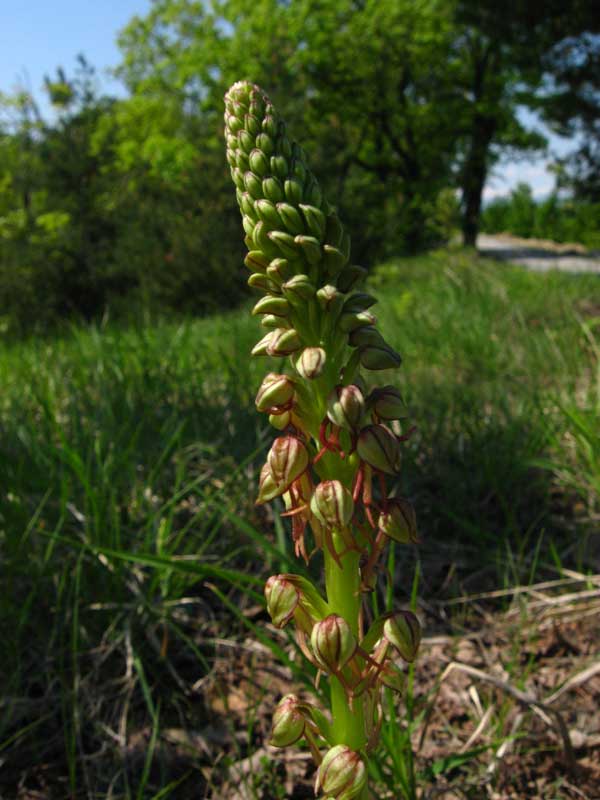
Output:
284 0 460 253
116 0 461 256
453 3 552 246
541 31 600 201
454 1 600 245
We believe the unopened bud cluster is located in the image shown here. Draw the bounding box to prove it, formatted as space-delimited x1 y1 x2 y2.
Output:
225 81 421 798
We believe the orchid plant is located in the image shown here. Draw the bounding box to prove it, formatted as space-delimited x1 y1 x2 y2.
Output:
224 81 421 800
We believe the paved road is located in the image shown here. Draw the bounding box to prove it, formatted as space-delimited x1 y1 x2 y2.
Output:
477 234 600 275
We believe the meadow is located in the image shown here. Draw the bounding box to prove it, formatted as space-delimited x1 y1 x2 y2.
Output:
1 248 599 798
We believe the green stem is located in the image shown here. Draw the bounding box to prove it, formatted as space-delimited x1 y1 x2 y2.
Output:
324 533 366 751
312 364 370 798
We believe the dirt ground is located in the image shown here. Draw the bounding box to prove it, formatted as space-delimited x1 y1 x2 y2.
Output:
193 573 600 799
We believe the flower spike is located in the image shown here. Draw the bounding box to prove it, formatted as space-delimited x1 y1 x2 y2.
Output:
225 79 421 798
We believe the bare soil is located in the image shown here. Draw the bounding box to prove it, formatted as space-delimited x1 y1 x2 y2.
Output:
184 576 600 799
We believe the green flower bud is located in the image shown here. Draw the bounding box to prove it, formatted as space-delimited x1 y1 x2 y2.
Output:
368 385 408 420
267 327 302 356
261 313 289 329
264 575 300 628
316 285 344 314
242 215 255 237
356 424 401 474
225 90 247 113
248 96 266 118
281 137 294 160
267 435 309 488
284 178 304 205
383 610 421 662
235 149 250 172
252 221 281 260
323 244 348 277
342 293 377 314
255 131 274 155
299 203 326 240
295 234 322 265
229 87 249 107
296 347 326 379
249 148 270 177
291 158 306 182
256 461 283 503
244 171 263 199
348 325 386 348
268 230 298 260
262 114 278 137
336 264 367 293
316 745 367 800
226 92 246 112
311 614 356 673
282 274 315 302
359 344 402 370
255 198 281 228
244 250 270 274
252 295 290 317
247 273 276 293
237 129 255 154
255 373 295 415
244 113 261 136
270 154 288 178
326 385 365 431
240 192 257 221
338 311 377 333
267 258 294 285
377 498 418 544
225 114 243 134
276 202 305 235
251 330 275 357
230 167 245 190
262 176 284 203
270 694 306 747
304 176 323 207
310 481 354 528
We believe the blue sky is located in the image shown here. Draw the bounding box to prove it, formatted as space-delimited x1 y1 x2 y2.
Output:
0 0 149 102
1 0 576 200
484 108 575 201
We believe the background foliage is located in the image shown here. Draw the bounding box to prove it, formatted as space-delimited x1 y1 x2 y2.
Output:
481 182 600 248
0 1 598 332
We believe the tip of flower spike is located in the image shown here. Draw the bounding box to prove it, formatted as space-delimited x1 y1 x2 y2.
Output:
224 81 272 120
225 80 262 101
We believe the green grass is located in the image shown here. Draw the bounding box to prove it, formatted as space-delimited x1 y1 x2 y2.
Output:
0 248 598 797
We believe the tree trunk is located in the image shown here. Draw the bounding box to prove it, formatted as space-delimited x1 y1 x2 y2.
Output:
461 113 496 247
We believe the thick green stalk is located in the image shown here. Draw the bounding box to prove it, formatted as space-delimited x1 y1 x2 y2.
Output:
325 536 369 800
324 535 365 749
313 349 367 747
